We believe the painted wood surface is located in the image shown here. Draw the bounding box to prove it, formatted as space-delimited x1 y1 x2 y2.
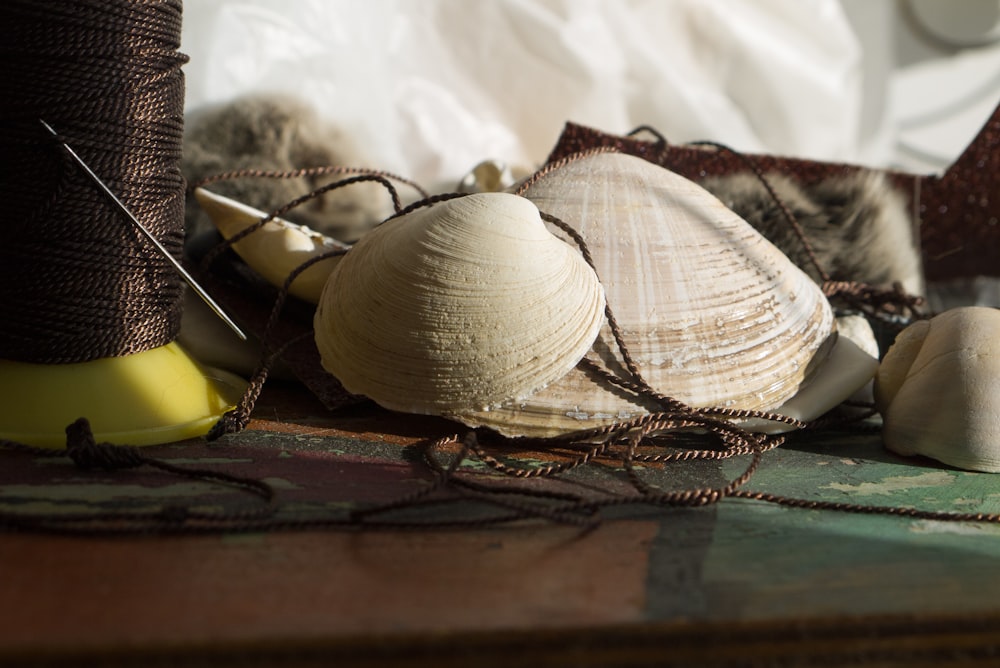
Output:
2 383 1000 666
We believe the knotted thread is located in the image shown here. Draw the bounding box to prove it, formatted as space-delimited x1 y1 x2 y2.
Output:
0 1 188 363
64 417 146 471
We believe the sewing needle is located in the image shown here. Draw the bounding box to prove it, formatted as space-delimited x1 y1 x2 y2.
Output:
39 119 247 341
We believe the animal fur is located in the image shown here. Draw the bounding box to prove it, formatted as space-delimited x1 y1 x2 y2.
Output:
182 94 389 242
700 171 925 297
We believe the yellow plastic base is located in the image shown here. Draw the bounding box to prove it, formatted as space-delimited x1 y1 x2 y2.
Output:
0 342 247 448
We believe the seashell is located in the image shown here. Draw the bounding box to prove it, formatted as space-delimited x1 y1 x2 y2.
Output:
453 152 873 437
458 159 517 194
313 192 606 415
836 314 879 360
832 313 880 407
194 187 349 303
875 307 1000 472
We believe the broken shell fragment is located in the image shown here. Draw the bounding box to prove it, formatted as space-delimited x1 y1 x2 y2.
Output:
455 152 867 437
836 314 879 360
833 313 880 407
194 187 349 303
458 159 517 193
875 307 1000 472
313 192 606 415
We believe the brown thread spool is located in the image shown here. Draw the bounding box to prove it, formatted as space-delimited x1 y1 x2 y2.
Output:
0 0 244 447
0 0 187 362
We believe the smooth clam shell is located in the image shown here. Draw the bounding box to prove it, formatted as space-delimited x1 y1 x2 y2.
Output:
314 192 606 415
875 307 1000 472
194 188 348 303
455 152 845 437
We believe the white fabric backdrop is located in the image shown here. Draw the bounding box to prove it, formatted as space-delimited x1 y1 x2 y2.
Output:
180 0 869 191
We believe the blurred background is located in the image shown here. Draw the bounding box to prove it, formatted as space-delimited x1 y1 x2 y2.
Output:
180 0 1000 190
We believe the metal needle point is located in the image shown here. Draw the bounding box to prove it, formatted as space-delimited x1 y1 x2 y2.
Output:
39 119 247 341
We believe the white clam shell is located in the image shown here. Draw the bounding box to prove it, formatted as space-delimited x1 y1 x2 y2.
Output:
194 187 348 303
455 152 862 437
313 192 606 415
875 307 1000 472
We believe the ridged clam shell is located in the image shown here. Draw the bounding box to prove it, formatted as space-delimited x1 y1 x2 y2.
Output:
314 192 606 415
455 152 841 436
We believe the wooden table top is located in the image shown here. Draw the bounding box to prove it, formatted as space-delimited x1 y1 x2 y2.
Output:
2 381 1000 667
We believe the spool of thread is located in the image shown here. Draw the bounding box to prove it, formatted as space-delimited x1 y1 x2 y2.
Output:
1 0 187 362
0 0 244 446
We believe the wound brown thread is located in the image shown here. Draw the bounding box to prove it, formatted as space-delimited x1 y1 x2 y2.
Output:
0 0 189 363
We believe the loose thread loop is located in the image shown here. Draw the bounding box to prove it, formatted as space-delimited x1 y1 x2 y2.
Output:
336 148 863 526
626 124 672 164
514 146 618 197
195 170 435 441
635 132 928 327
688 140 833 284
0 121 987 535
198 172 410 274
624 132 831 285
384 191 470 222
60 417 277 506
194 141 933 530
823 279 927 324
207 329 314 441
0 415 277 534
347 145 915 529
190 165 429 203
64 418 146 471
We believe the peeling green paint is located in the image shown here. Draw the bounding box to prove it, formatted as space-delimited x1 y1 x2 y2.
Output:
821 471 956 496
458 457 554 473
909 519 1000 537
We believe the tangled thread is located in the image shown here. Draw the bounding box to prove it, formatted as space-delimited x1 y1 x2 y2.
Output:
1 137 977 536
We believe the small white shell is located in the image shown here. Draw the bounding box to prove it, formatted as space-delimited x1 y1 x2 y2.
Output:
194 188 348 303
837 314 879 360
875 307 1000 472
458 159 517 193
835 313 880 408
314 192 606 415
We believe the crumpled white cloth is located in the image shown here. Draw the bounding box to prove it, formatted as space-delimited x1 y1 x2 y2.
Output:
181 0 867 190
